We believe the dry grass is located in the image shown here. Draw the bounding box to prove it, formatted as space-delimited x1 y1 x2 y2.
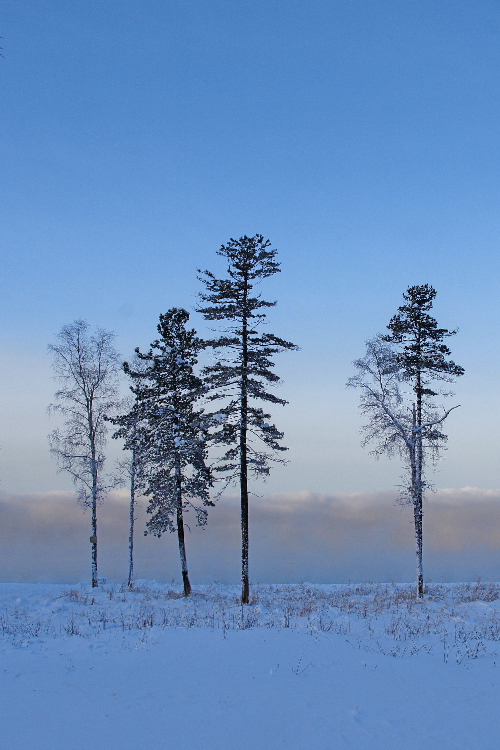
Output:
1 581 499 662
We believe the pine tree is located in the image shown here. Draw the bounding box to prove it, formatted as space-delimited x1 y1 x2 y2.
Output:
382 285 464 597
197 234 297 604
121 309 212 596
48 320 121 587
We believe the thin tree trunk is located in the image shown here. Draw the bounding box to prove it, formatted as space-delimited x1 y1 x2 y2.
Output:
240 424 249 605
410 400 424 599
91 497 98 588
175 454 191 596
413 371 424 599
128 449 136 588
240 303 249 605
415 437 424 599
89 412 99 588
414 496 424 598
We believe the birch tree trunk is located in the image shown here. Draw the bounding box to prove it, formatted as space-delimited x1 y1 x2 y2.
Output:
127 448 137 588
175 454 191 596
89 410 99 588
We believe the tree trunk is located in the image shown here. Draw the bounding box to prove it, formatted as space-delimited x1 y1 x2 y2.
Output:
128 449 136 588
240 303 249 605
90 413 99 588
240 429 249 605
91 498 98 588
414 496 424 598
175 454 191 596
412 400 424 599
415 435 424 599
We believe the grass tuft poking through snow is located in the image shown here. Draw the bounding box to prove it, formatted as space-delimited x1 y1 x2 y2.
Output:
1 581 500 662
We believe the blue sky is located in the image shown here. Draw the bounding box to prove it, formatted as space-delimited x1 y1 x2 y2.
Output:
1 0 500 499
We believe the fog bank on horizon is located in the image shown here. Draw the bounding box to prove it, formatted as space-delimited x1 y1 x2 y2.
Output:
1 488 500 585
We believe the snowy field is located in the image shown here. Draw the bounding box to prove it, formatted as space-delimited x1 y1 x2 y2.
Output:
2 581 500 749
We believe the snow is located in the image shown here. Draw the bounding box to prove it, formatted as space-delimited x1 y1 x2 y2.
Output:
1 581 500 749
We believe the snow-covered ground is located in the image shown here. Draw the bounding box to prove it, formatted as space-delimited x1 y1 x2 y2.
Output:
1 581 500 749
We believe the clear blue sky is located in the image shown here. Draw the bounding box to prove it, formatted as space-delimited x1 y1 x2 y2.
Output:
1 0 499 496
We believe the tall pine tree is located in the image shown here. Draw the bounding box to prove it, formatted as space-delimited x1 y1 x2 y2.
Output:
197 235 297 604
119 309 213 596
383 285 464 597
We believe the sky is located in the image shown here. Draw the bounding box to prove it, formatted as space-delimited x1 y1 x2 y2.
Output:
1 1 500 582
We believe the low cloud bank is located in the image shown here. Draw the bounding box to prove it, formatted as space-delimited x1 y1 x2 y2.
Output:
1 488 499 584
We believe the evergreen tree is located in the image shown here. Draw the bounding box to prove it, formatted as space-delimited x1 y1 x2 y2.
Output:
382 285 464 597
197 234 297 604
120 309 212 596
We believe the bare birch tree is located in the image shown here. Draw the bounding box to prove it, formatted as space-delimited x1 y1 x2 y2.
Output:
111 412 145 588
48 320 121 587
108 368 148 588
348 335 460 598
